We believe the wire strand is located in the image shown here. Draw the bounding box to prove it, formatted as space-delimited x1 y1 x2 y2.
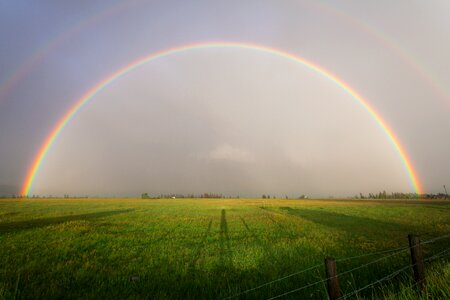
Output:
422 233 450 244
266 277 327 300
223 263 322 299
223 234 450 300
266 248 409 300
336 233 450 263
336 247 409 278
337 245 450 300
226 247 409 299
335 245 409 263
338 264 412 300
266 245 450 300
424 246 450 262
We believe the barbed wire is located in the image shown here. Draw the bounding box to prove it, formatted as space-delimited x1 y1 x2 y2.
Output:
224 248 408 300
337 245 450 300
223 233 450 300
266 244 450 300
396 250 450 297
264 247 409 300
422 233 450 245
337 264 412 300
265 277 327 300
336 247 409 278
424 246 450 262
335 245 409 263
337 233 450 263
222 263 322 299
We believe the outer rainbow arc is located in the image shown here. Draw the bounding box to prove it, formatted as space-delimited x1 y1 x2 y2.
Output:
0 0 142 104
310 1 450 110
21 41 423 196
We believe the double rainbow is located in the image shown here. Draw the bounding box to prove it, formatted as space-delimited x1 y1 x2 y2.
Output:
21 42 423 196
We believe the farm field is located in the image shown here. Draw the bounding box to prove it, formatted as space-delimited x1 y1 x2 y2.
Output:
0 198 449 299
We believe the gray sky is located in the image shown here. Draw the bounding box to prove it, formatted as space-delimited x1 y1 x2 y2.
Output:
0 0 449 197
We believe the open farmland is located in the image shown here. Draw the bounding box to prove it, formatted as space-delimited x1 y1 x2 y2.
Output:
0 198 449 299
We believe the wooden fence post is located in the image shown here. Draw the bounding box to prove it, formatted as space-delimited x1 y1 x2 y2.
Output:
408 234 426 290
325 257 341 300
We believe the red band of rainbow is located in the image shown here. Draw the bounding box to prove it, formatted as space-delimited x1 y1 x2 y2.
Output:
21 42 423 196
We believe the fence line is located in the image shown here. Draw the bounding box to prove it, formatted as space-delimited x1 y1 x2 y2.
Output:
334 233 449 264
424 246 450 262
265 238 449 299
334 247 409 277
335 245 409 263
338 264 412 300
337 245 450 300
397 264 445 295
223 263 322 299
264 248 410 300
422 233 450 244
222 233 450 300
226 247 411 299
266 277 327 300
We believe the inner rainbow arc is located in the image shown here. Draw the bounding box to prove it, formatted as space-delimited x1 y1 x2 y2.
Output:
20 41 423 196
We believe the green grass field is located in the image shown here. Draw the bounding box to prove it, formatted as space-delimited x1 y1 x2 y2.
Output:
0 198 449 299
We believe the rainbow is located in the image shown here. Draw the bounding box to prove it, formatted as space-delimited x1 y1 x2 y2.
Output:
311 1 450 110
0 0 140 104
20 41 423 196
2 2 449 113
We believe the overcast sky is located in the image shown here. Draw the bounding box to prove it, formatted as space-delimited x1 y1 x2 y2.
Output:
0 0 449 197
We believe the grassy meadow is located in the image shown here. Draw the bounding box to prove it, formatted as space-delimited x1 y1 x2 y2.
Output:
0 198 449 299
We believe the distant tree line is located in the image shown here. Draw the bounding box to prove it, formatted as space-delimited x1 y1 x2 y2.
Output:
356 191 449 200
2 194 89 199
141 193 234 199
2 191 447 200
261 195 307 199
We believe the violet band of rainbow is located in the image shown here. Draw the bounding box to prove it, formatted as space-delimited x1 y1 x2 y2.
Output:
21 41 423 196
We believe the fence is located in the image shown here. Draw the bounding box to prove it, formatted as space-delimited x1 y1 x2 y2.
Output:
224 233 450 300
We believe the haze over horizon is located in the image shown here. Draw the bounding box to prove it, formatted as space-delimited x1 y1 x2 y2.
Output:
1 1 449 197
